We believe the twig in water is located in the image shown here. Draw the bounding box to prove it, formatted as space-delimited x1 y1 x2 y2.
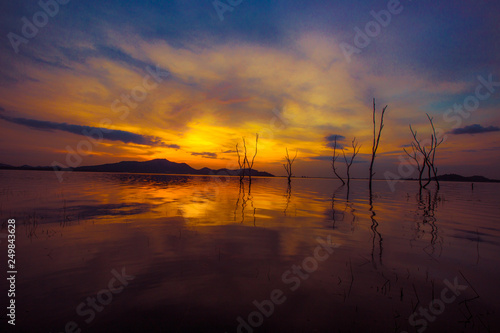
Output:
412 283 420 312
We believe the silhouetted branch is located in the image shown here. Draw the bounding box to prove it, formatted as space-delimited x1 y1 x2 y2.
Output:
426 114 443 189
236 141 245 182
403 141 425 189
331 135 345 185
406 115 443 190
369 98 388 191
244 133 259 183
283 148 298 183
237 134 259 183
342 137 361 188
243 137 248 170
406 125 431 189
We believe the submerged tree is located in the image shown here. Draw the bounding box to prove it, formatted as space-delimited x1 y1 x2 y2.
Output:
283 148 298 183
331 135 345 185
369 98 388 191
236 133 259 183
404 125 429 189
425 114 443 189
236 141 245 183
404 114 443 189
244 133 259 183
342 138 361 188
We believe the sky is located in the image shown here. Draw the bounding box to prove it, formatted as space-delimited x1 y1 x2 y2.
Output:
0 0 499 179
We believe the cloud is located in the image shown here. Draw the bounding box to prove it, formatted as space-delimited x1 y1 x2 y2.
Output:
325 134 345 141
326 142 346 149
325 134 346 149
448 124 500 135
154 142 181 149
309 155 333 161
309 155 367 163
0 113 179 148
190 152 217 159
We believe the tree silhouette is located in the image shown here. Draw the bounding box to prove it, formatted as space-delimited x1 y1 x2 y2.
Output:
425 114 443 189
331 135 345 185
244 133 259 183
236 140 245 183
369 98 387 191
283 148 298 183
404 125 429 189
342 137 361 188
405 114 443 189
236 133 259 183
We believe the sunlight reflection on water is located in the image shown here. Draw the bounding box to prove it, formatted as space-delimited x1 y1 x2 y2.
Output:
0 170 499 332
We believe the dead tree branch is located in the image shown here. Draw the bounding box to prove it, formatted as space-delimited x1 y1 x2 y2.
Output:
236 141 245 182
331 135 345 185
244 133 259 182
404 141 426 188
283 148 298 183
406 121 443 189
369 98 388 191
342 137 361 188
426 114 443 189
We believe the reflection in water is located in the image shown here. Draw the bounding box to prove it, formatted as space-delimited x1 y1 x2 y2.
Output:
247 181 256 225
233 180 256 225
284 181 292 216
330 184 358 232
1 170 500 332
331 184 344 229
415 188 443 258
346 182 351 201
234 180 244 222
369 189 383 267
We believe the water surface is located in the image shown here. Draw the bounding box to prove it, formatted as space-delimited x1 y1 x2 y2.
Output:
0 170 499 332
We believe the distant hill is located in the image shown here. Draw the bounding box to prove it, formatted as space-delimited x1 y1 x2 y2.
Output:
436 174 500 183
0 163 54 171
0 159 274 177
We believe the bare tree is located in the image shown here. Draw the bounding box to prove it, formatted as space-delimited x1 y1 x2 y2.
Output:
236 140 245 183
244 134 259 183
426 114 444 189
403 125 429 188
403 138 426 189
342 138 361 188
236 134 259 183
331 135 345 185
369 98 388 191
283 148 298 183
405 114 443 189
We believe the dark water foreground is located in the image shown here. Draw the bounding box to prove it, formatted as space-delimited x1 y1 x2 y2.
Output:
0 170 499 332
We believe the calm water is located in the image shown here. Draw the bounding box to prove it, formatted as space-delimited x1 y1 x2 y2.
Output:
0 170 499 332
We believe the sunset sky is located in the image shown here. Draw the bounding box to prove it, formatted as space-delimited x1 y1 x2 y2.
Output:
1 0 499 178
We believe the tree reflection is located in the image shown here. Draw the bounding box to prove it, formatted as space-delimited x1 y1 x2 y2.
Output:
284 181 292 216
331 184 345 229
414 188 442 257
233 180 256 224
369 188 383 268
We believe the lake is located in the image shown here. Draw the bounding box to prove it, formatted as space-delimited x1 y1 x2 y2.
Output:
0 170 499 332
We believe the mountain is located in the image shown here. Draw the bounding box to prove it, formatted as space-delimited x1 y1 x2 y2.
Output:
436 174 500 183
74 159 199 174
0 159 274 177
0 163 53 171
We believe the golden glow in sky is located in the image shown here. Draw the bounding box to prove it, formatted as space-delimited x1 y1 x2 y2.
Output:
1 16 499 178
